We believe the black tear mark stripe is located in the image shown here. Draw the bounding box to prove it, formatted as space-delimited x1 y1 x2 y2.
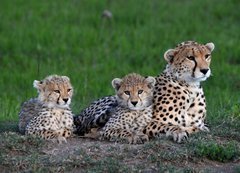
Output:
57 95 60 104
192 48 197 77
192 59 197 77
57 83 61 104
48 92 52 97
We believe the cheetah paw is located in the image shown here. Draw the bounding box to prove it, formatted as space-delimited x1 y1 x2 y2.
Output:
199 124 210 132
166 130 189 143
57 136 67 144
129 133 149 144
84 128 101 139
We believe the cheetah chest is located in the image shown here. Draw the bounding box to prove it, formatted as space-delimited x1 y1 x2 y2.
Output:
111 106 153 131
186 86 206 125
153 76 206 127
42 108 73 130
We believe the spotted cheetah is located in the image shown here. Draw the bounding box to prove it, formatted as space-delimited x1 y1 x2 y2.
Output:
18 75 74 143
74 74 155 143
100 73 156 144
143 41 215 143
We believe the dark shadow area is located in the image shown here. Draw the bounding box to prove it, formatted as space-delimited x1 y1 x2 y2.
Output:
0 121 18 133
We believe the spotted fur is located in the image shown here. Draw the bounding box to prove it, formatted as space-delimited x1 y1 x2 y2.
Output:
73 73 155 144
100 73 155 144
143 41 214 143
18 75 74 143
73 96 118 136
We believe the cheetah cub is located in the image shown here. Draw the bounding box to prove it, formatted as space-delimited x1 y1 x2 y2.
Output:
100 73 156 144
18 75 74 143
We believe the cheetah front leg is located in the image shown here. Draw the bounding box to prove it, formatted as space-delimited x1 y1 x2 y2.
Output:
101 128 138 144
144 121 195 143
101 129 148 144
173 124 209 143
195 122 210 132
27 128 71 144
166 125 190 143
83 128 101 139
131 131 149 144
54 128 73 143
49 130 73 144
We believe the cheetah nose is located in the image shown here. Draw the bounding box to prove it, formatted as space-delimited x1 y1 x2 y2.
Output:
63 98 69 103
200 68 209 75
131 101 138 106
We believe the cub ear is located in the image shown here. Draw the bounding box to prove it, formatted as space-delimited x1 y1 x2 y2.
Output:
62 76 70 81
111 78 122 91
164 49 176 63
145 76 156 89
205 42 215 52
33 80 43 91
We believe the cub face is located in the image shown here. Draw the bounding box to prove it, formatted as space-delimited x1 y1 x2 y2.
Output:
112 73 156 111
164 41 215 83
33 75 73 108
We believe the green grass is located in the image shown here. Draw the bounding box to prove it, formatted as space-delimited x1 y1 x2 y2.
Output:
0 0 239 122
0 0 240 172
194 141 239 162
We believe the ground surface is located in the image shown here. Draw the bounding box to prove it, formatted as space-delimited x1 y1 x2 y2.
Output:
0 123 239 173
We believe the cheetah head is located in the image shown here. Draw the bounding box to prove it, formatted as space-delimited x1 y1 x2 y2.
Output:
164 41 215 84
112 73 156 111
33 75 73 109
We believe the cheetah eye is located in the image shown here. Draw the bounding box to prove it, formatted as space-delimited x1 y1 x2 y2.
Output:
138 90 143 94
205 54 210 59
67 89 72 92
124 91 130 95
54 90 60 94
187 56 195 61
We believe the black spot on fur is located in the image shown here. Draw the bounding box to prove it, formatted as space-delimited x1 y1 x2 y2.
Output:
190 103 195 108
149 131 153 136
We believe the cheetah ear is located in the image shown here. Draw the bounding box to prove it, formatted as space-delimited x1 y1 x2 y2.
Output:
205 42 215 52
112 78 122 91
62 76 70 81
164 49 177 64
33 80 43 91
145 76 156 89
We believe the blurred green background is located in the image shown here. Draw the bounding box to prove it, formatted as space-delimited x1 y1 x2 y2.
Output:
0 0 239 124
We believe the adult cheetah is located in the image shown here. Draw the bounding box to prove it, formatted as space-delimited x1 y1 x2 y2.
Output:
18 75 74 143
143 41 215 143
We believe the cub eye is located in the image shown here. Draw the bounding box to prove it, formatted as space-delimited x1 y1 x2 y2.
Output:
67 89 72 92
138 90 143 94
187 56 195 61
124 91 130 95
54 90 60 94
205 54 210 59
